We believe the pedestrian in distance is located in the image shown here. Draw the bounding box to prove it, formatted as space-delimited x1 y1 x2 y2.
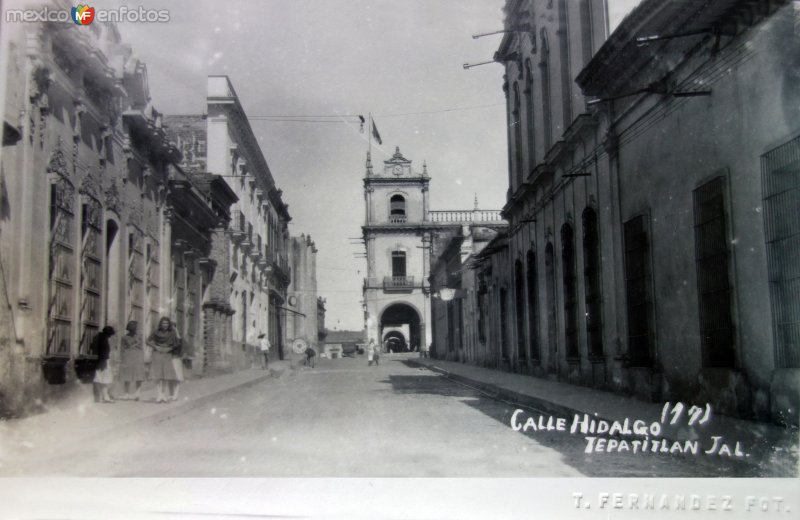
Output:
421 343 430 359
169 320 184 401
146 317 179 403
118 320 145 401
374 340 381 366
304 345 316 368
367 339 376 366
258 333 271 370
92 326 116 403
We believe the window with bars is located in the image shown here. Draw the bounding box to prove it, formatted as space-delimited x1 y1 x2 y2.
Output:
514 259 527 361
694 177 735 367
762 137 800 368
47 178 75 357
583 208 603 358
526 250 540 362
562 223 579 360
623 215 654 367
80 198 103 356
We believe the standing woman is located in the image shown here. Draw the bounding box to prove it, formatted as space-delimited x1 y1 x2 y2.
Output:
92 326 116 403
169 320 184 402
146 317 178 403
118 321 145 400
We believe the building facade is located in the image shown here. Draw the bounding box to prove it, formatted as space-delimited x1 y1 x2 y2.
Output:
0 18 235 414
429 221 507 362
362 147 432 351
576 0 800 423
286 234 319 353
476 0 799 424
165 76 293 368
362 146 504 352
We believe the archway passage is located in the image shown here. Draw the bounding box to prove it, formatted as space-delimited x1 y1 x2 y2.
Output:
380 303 421 353
383 331 407 353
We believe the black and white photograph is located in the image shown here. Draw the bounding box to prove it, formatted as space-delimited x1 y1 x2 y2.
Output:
0 0 798 517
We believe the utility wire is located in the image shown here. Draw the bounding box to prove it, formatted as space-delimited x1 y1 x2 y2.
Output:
246 103 504 122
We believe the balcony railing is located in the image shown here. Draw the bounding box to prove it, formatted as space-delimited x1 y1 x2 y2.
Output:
388 216 407 224
383 276 415 290
428 210 504 223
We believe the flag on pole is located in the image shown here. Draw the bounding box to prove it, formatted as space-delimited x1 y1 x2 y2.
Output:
371 117 383 145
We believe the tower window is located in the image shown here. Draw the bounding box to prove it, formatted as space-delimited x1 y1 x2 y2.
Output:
390 195 406 222
391 251 406 278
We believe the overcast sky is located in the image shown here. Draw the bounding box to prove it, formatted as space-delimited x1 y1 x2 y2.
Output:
101 0 640 331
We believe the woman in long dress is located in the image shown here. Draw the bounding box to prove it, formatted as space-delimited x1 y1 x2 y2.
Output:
146 317 178 403
118 320 145 400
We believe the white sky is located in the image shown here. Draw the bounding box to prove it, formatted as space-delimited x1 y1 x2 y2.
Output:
103 0 640 330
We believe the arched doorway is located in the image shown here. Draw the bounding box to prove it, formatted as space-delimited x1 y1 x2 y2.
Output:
380 303 421 352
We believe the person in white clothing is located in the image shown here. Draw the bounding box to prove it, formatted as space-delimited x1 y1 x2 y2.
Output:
258 333 271 370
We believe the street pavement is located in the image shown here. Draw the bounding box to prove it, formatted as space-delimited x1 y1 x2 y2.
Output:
0 353 794 477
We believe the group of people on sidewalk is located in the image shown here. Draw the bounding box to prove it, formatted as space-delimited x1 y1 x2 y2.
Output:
91 316 186 404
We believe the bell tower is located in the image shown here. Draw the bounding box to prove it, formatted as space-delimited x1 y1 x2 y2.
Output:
362 146 432 352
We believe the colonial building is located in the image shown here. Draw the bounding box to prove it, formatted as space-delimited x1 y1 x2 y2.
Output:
576 0 799 423
362 146 504 351
429 218 507 362
165 76 293 368
0 18 235 414
479 0 799 424
286 234 320 353
492 0 610 383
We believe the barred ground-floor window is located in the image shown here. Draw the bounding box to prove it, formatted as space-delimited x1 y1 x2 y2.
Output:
762 137 800 368
47 177 76 357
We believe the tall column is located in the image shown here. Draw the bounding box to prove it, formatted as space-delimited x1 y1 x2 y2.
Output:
160 206 173 316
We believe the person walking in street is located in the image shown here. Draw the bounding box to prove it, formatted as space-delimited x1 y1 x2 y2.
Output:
92 326 116 403
304 345 316 368
374 339 381 366
169 320 184 402
146 317 179 403
367 339 376 366
118 321 145 401
258 333 271 370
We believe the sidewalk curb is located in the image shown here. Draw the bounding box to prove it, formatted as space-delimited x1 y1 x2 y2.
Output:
407 358 788 475
407 359 581 418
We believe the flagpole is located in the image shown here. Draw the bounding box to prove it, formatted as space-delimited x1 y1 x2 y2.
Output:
368 111 372 158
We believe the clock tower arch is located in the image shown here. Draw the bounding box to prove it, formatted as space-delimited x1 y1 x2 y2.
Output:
362 146 432 351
